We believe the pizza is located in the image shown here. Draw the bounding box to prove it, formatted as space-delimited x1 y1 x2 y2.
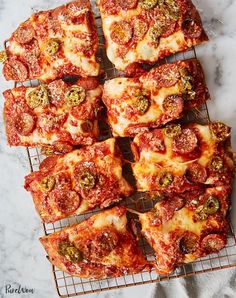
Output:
40 205 150 279
3 78 102 150
24 138 134 223
103 59 209 137
131 122 234 194
1 0 100 82
139 186 230 275
96 0 208 75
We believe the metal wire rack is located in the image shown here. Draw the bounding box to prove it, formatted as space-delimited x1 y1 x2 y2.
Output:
6 5 236 298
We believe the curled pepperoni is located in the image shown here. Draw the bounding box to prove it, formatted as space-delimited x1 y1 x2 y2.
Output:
162 94 184 118
110 21 133 45
3 59 28 81
53 141 73 154
39 155 60 172
77 77 100 90
201 234 226 254
51 189 81 215
14 22 35 44
186 163 207 184
47 80 67 107
152 64 180 88
180 232 199 254
118 0 138 10
182 19 202 39
15 112 35 136
173 128 198 155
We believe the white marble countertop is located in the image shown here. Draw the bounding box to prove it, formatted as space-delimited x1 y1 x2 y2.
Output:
0 0 236 298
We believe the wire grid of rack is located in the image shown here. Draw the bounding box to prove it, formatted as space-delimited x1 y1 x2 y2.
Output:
7 6 236 298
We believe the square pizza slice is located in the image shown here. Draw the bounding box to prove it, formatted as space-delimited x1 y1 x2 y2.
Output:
131 123 235 194
96 0 208 74
40 206 150 279
139 186 231 275
25 138 134 223
103 59 209 137
3 78 102 150
1 0 100 82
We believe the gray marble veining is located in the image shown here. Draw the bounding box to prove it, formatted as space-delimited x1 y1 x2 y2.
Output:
0 1 236 298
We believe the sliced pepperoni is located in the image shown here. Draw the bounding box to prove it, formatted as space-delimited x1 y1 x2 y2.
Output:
28 60 41 77
48 80 67 107
162 94 184 118
210 122 231 142
81 120 93 133
51 189 81 215
161 19 177 38
180 232 199 254
71 103 94 120
15 112 35 136
100 0 119 14
38 112 68 133
133 18 148 40
150 10 177 38
173 128 198 155
125 63 147 78
201 234 226 254
3 59 28 82
162 196 186 213
119 0 138 10
48 18 64 36
39 155 60 172
152 64 180 88
83 229 119 260
182 19 202 39
22 39 40 60
55 172 72 190
152 196 185 226
14 22 35 44
138 130 165 153
110 21 133 45
53 141 73 154
77 77 99 90
186 163 207 184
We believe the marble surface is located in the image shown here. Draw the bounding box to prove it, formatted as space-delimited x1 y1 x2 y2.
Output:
0 0 236 297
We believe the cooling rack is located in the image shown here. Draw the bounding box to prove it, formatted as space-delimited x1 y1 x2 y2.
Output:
7 6 236 298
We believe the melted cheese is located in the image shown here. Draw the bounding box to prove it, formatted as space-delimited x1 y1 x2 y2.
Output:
103 67 184 137
27 138 133 222
40 205 147 278
7 84 102 147
8 1 100 81
97 1 199 70
140 186 228 267
132 124 218 192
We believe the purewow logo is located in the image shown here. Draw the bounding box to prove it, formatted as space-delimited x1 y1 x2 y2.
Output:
5 284 35 295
